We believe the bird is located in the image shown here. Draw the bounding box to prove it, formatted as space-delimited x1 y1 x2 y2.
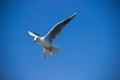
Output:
28 12 78 59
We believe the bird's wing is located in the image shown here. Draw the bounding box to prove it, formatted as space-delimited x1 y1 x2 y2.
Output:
44 12 78 43
28 31 41 37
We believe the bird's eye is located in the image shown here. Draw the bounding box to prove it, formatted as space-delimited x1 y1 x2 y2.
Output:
36 38 39 41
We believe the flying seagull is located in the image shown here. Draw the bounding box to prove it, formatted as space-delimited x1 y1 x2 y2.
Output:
28 12 78 59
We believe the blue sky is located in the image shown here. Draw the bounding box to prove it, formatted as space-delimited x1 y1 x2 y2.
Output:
0 0 120 80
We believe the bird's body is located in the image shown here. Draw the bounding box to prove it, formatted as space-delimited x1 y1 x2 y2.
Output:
37 37 48 48
34 36 59 59
28 12 78 59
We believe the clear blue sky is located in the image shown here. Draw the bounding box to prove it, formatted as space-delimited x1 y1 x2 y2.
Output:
0 0 120 80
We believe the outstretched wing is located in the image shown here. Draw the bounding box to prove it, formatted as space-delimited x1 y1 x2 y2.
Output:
45 12 78 43
28 31 41 37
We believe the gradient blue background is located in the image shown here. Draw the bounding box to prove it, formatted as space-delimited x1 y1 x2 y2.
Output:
0 0 120 80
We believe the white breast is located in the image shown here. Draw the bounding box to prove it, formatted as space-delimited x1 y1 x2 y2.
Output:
38 37 51 48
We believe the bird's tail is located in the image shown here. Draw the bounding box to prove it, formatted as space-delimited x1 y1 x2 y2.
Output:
43 46 59 59
50 46 60 54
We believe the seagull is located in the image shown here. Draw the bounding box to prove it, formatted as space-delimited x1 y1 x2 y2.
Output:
28 12 78 59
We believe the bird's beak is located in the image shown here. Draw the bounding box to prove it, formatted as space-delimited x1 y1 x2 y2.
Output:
34 40 37 43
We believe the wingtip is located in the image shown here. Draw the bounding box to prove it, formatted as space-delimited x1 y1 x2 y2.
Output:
73 11 79 15
28 31 31 34
28 31 34 35
70 11 78 18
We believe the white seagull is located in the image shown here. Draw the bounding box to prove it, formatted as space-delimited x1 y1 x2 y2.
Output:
28 12 78 59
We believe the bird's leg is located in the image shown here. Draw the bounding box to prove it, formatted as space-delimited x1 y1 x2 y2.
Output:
43 48 46 60
43 53 46 60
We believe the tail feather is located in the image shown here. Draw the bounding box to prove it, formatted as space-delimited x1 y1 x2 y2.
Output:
43 46 59 59
50 46 59 54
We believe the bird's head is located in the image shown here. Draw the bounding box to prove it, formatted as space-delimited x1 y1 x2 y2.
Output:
34 37 40 42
